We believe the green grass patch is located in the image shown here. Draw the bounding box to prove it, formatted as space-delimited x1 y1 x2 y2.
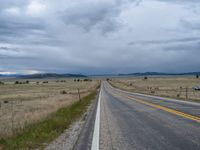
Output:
0 90 97 150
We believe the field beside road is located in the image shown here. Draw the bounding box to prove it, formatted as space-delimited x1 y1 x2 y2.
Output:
0 78 99 138
109 76 200 102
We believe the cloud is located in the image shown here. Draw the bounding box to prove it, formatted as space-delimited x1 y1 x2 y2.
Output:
128 37 200 45
0 0 200 74
26 0 46 17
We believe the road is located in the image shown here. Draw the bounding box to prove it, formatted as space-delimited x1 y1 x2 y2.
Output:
96 81 200 150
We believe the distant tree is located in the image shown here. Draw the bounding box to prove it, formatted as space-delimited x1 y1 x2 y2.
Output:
15 81 19 84
74 79 77 82
26 80 29 84
144 76 148 80
196 75 199 79
0 81 4 85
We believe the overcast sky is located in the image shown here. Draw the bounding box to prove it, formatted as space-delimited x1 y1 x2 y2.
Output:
0 0 200 74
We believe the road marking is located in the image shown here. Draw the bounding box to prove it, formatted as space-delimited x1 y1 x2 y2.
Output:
107 84 200 123
108 82 200 106
127 96 200 123
91 87 101 150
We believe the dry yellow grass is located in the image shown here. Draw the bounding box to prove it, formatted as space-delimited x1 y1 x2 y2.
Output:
109 76 200 102
0 78 99 137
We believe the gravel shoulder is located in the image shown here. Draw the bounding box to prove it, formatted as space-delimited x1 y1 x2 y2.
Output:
45 96 97 150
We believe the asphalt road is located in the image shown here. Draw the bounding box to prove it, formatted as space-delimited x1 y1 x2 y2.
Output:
99 81 200 150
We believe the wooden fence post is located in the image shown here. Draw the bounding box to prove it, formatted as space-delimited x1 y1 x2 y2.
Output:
77 88 81 101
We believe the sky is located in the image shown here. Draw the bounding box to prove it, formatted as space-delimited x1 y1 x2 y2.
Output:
0 0 200 75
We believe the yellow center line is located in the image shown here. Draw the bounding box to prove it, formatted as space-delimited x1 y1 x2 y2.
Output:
110 90 200 123
126 96 200 123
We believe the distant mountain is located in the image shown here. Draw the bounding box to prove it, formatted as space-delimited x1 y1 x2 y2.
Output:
19 73 87 79
118 72 200 76
0 73 87 79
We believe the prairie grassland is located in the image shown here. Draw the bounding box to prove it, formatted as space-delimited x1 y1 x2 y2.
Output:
0 78 99 138
109 76 200 101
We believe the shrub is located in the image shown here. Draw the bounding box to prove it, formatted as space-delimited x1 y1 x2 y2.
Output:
43 81 48 84
151 90 155 94
84 79 89 82
60 90 67 94
4 100 8 104
177 94 180 98
15 81 19 84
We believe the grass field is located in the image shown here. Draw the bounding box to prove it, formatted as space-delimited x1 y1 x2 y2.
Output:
0 78 99 138
0 90 97 150
109 76 200 102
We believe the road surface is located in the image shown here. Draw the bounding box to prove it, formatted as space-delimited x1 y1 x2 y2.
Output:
96 81 200 150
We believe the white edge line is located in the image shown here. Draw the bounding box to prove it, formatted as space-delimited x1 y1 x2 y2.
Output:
91 86 101 150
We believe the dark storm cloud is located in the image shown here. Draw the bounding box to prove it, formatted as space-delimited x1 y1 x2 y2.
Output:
0 0 200 74
61 0 130 33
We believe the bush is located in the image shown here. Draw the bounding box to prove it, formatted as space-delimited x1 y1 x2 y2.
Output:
83 79 92 82
43 81 48 84
0 81 4 85
151 90 155 94
84 79 88 82
4 100 8 104
60 90 67 94
26 80 29 84
196 75 199 79
177 94 180 98
15 81 19 84
144 76 148 80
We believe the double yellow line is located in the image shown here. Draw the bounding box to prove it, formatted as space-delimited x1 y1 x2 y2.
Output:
112 90 200 123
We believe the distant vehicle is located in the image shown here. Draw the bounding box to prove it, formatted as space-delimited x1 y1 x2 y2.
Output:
193 86 200 91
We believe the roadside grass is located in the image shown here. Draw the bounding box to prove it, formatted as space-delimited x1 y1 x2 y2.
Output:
109 77 200 102
0 90 97 150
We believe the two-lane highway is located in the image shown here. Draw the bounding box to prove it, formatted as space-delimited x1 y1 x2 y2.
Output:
98 81 200 150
